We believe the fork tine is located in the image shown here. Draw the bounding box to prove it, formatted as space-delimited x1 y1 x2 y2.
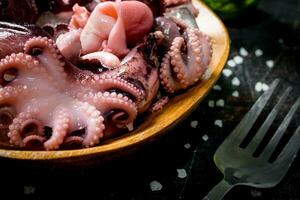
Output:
226 79 279 143
246 87 292 153
260 96 300 160
275 124 300 164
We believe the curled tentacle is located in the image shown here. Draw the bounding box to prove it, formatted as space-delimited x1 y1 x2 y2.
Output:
160 28 212 93
0 106 16 131
8 111 45 147
74 101 105 147
63 135 84 147
82 92 138 128
149 96 169 113
24 37 68 85
44 107 72 150
0 53 41 86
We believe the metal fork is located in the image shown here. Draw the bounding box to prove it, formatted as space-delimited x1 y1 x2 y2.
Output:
203 79 300 200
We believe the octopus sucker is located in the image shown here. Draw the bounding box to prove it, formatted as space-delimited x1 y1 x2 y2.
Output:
159 27 212 93
149 96 169 113
0 0 212 150
82 91 138 128
0 106 16 130
7 111 45 147
24 37 68 84
90 75 145 103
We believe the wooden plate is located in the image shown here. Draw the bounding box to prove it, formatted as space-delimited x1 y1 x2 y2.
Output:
0 0 230 164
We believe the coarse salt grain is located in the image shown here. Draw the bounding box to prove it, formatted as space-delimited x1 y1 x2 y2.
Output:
255 82 263 92
184 143 191 149
232 77 240 86
216 99 225 107
255 49 263 57
190 120 198 128
24 186 35 195
177 169 187 179
266 60 274 68
232 91 239 97
239 47 249 57
214 120 223 128
150 181 163 191
222 69 232 77
213 85 222 91
262 83 269 91
233 55 243 64
202 134 209 141
251 189 262 197
227 59 236 67
208 100 215 108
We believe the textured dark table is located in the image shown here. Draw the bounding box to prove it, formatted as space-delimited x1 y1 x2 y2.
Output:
0 0 299 199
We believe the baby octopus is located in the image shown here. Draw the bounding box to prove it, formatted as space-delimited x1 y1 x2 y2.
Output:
0 0 212 150
0 37 145 150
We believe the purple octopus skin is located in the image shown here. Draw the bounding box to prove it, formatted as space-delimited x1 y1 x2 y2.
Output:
154 5 213 93
0 22 50 59
0 0 92 24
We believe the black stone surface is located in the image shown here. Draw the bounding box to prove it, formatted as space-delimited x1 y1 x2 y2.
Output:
0 0 299 199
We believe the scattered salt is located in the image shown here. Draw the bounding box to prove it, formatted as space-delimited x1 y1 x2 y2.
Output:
214 120 223 128
222 69 232 77
227 59 236 68
232 77 240 86
239 47 249 57
262 83 269 91
213 85 222 91
216 99 225 107
202 134 209 141
251 189 262 197
255 82 263 92
190 120 198 128
266 60 274 68
177 169 187 179
208 100 215 108
255 49 263 57
184 143 191 149
150 181 163 191
233 55 244 64
232 91 240 97
24 186 35 195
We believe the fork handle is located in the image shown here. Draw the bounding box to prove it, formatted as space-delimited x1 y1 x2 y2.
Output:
202 179 234 200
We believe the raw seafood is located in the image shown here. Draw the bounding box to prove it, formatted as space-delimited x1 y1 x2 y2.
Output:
0 0 212 150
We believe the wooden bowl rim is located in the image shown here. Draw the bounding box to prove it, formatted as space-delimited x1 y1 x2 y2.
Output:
0 0 230 160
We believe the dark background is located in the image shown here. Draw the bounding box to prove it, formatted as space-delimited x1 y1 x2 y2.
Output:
0 0 299 199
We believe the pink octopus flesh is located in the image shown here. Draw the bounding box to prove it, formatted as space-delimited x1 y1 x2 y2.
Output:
0 0 212 150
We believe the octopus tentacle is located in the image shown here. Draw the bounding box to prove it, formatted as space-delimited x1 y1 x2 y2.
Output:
0 106 16 130
44 107 72 150
160 54 178 93
63 135 84 146
160 28 211 93
24 37 68 84
82 91 137 128
0 85 29 105
8 111 45 147
0 53 41 86
80 75 145 103
74 101 105 147
149 96 169 113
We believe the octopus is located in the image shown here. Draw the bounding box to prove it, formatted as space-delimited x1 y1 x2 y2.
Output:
0 0 212 150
